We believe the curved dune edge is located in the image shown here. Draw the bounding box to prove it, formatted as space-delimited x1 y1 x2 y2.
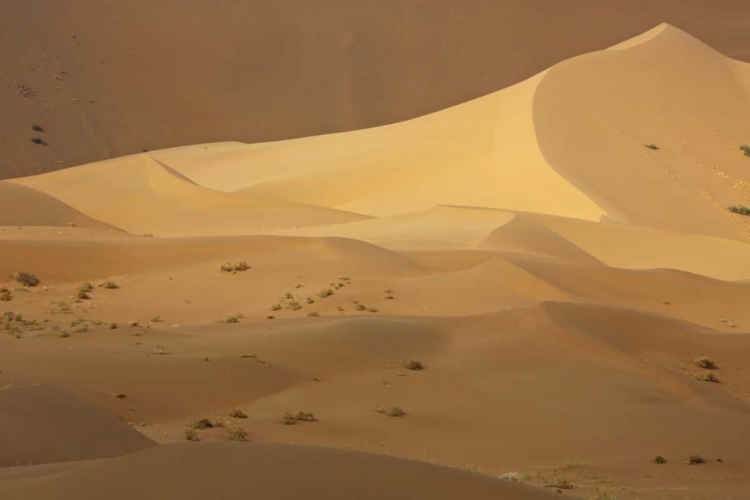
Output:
136 74 609 222
0 181 119 230
532 24 750 241
0 442 564 500
0 381 154 467
10 155 371 237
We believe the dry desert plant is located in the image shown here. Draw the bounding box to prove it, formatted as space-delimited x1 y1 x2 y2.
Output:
225 426 248 441
230 409 248 419
13 271 39 287
404 358 424 371
375 406 406 417
696 371 719 383
694 357 717 369
220 261 250 273
282 411 316 425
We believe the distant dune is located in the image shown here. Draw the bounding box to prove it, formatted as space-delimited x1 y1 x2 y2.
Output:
3 0 750 178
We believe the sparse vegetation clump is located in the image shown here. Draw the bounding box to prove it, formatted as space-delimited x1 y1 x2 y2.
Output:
184 429 200 441
543 477 574 490
308 311 320 318
13 272 39 287
230 409 248 419
73 288 91 300
150 316 163 323
100 280 119 290
696 371 719 383
375 406 406 417
282 411 316 425
740 144 750 157
694 357 717 370
318 288 334 299
218 314 243 324
685 455 706 465
728 205 750 216
220 262 250 273
30 137 46 145
32 124 44 132
355 304 366 311
78 282 94 293
192 418 214 430
644 142 659 150
306 297 315 305
654 455 667 464
404 359 424 371
0 288 11 302
225 426 248 441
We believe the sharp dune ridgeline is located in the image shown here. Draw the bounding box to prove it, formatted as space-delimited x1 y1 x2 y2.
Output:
2 16 750 500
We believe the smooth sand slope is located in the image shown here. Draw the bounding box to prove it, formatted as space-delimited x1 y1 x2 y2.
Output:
0 443 564 500
4 1 750 179
0 380 154 467
2 25 750 500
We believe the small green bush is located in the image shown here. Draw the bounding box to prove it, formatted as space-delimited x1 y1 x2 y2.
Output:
728 205 750 216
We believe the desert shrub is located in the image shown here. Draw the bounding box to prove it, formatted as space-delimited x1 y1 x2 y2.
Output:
355 304 366 311
230 409 248 419
101 280 119 289
282 411 316 425
13 272 39 287
384 288 394 294
185 429 200 441
150 316 162 323
318 288 334 298
696 371 719 383
404 359 424 371
30 137 46 145
694 357 717 369
109 322 118 329
306 297 315 304
308 311 320 317
218 314 243 324
367 307 378 313
376 406 406 417
32 124 44 132
128 320 139 327
74 289 91 300
685 455 705 465
544 477 573 489
225 426 248 441
78 282 94 292
654 455 667 464
728 205 750 216
285 300 302 311
270 303 282 311
220 262 250 273
266 315 275 320
0 289 11 302
740 144 750 157
644 142 659 150
192 418 214 430
385 295 394 300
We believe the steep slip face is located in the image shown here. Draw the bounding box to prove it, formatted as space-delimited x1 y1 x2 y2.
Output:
3 0 750 179
534 25 750 241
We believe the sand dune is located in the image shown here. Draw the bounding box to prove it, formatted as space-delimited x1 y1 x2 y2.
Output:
0 181 117 230
2 23 750 500
11 154 369 236
4 1 750 179
0 380 153 467
0 442 564 500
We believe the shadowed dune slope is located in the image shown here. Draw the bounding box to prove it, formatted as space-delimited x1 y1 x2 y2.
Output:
0 442 565 500
0 181 118 230
3 1 750 178
0 381 154 467
10 155 369 236
534 24 750 240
